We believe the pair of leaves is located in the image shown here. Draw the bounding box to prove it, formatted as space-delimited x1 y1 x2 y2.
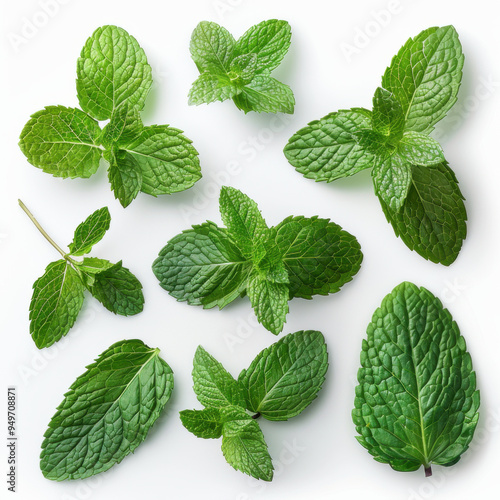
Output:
353 282 480 476
284 26 466 265
41 339 174 480
180 330 328 480
24 203 144 348
19 25 201 207
152 186 362 335
188 20 295 113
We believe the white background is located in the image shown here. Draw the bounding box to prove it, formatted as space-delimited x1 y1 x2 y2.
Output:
1 0 499 499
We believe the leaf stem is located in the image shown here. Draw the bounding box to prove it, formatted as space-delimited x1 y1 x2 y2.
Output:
424 465 432 477
18 199 68 259
252 412 261 419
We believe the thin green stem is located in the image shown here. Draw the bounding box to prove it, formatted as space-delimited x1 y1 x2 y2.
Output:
18 199 68 259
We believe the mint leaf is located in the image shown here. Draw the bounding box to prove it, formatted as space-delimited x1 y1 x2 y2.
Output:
372 153 412 211
188 73 240 106
354 129 393 157
371 87 405 140
272 216 363 299
75 257 113 287
68 207 111 256
221 410 274 481
381 26 464 134
19 106 102 179
100 103 143 149
379 162 467 265
189 20 294 113
192 346 246 409
107 151 142 208
124 125 201 196
284 108 375 181
30 260 85 349
87 261 144 316
234 19 291 74
41 339 173 480
397 131 445 166
353 282 480 475
180 408 223 439
152 222 252 309
190 21 235 74
76 25 153 120
239 330 328 421
232 75 294 114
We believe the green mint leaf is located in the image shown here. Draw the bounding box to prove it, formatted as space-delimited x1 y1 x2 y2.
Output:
221 408 274 481
238 330 328 421
76 25 153 120
232 75 294 114
123 125 201 196
372 153 412 212
379 162 467 265
272 216 362 299
19 106 102 179
30 260 85 349
74 257 113 287
192 346 246 409
284 108 376 181
247 275 289 335
229 53 257 84
152 222 252 309
68 207 111 256
107 151 143 208
353 282 479 475
100 103 143 149
234 19 291 74
397 131 445 166
41 339 173 480
381 26 464 133
188 73 241 106
354 129 393 157
180 408 223 439
189 21 235 74
219 186 268 260
371 87 405 140
87 261 144 316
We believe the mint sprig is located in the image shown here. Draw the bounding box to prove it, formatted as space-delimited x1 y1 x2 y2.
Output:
152 186 362 335
19 25 201 207
20 201 144 348
284 26 466 265
180 330 328 481
41 339 174 480
188 20 295 114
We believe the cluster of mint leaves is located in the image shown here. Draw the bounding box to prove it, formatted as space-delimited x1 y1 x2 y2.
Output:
20 201 144 348
188 20 295 114
152 186 362 335
353 282 479 476
41 339 174 480
180 330 328 480
284 26 466 266
19 25 201 208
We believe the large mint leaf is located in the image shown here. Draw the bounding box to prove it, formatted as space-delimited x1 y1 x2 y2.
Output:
179 408 223 439
68 207 111 256
152 222 252 309
190 21 235 74
192 346 246 409
397 131 445 167
124 125 201 196
353 282 479 475
234 19 291 74
19 106 102 179
239 330 328 420
381 26 464 133
232 75 294 114
76 25 153 120
271 216 362 299
379 162 467 265
372 153 412 212
107 151 143 208
188 73 241 106
41 339 173 480
284 108 375 181
29 260 85 349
